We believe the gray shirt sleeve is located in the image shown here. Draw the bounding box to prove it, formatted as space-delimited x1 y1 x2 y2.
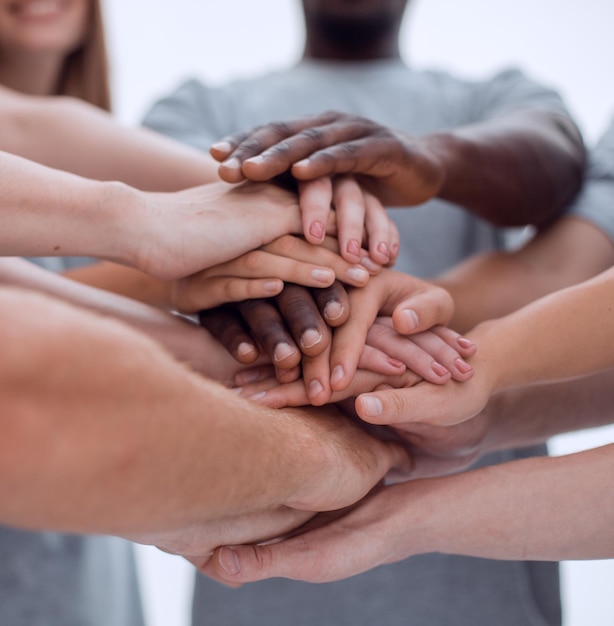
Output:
142 79 229 152
567 117 614 243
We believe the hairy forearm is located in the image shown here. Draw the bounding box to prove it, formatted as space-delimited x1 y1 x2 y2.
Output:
397 445 614 561
0 288 332 534
0 87 218 190
427 109 585 227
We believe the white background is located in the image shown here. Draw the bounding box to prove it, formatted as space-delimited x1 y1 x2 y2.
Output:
101 1 614 625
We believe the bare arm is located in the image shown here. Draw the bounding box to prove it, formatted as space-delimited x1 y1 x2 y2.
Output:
436 216 614 332
205 443 614 584
0 150 306 280
0 287 407 547
0 85 218 190
211 109 585 227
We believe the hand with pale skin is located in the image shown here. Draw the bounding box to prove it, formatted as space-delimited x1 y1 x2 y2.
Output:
354 263 614 432
0 286 412 550
172 234 377 313
0 150 325 282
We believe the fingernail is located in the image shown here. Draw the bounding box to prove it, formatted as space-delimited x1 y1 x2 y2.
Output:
211 141 232 153
324 300 344 321
431 361 450 377
347 266 370 284
301 328 323 349
361 395 383 417
391 243 399 257
309 221 325 241
347 239 361 257
457 337 475 350
236 369 265 385
294 158 310 169
245 155 264 165
388 357 405 370
237 342 257 359
218 547 240 576
331 365 345 385
308 379 324 398
311 268 334 284
222 157 240 170
231 387 243 395
377 242 390 257
274 342 296 362
263 279 283 294
247 391 267 401
455 358 473 374
360 256 381 273
402 309 420 331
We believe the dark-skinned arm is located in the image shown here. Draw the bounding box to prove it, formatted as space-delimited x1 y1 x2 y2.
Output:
211 109 585 228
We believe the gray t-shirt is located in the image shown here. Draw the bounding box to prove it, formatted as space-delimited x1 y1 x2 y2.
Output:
0 257 145 626
143 60 610 626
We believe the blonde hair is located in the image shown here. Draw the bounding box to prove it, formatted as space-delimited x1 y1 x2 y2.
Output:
57 0 111 111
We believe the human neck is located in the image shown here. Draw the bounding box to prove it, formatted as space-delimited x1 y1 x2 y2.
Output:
303 17 401 62
303 40 400 62
0 52 64 95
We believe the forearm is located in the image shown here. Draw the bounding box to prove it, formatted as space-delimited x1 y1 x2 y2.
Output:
0 152 144 264
482 370 614 453
0 258 237 381
0 88 218 190
469 266 614 391
0 288 343 534
426 109 584 227
397 444 614 561
63 261 172 308
436 217 614 332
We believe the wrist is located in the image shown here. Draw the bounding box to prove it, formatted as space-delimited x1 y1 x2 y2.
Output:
85 180 147 268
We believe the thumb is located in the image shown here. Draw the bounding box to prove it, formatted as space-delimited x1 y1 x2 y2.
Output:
355 382 470 428
390 287 454 335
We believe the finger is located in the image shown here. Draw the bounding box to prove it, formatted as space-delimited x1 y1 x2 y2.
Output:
387 220 401 266
356 344 406 376
262 236 371 288
237 299 301 369
291 136 388 181
431 325 477 357
298 178 333 244
407 327 474 381
363 191 393 265
355 380 476 427
198 305 259 363
366 320 452 384
389 286 455 335
241 114 367 181
275 284 331 357
300 343 333 406
327 284 382 391
332 176 367 263
310 281 351 328
242 367 420 408
173 276 284 312
215 121 307 183
210 129 253 161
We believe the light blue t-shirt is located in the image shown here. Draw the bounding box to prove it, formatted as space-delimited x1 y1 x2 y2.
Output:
143 60 612 626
